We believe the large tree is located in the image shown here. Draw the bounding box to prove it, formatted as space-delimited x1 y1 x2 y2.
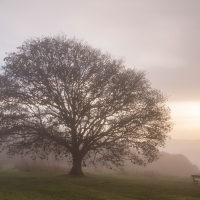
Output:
0 36 172 176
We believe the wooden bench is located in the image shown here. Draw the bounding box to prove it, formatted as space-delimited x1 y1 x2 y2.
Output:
191 175 200 184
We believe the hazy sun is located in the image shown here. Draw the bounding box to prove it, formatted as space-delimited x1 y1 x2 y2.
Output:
168 102 200 119
187 104 200 118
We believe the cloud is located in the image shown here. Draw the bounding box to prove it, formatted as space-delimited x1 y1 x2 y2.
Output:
1 0 200 101
1 0 200 139
146 65 200 101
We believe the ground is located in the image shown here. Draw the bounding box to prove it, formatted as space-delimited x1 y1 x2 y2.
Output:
0 171 200 200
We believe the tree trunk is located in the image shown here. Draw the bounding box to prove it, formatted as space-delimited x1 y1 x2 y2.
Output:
68 154 84 176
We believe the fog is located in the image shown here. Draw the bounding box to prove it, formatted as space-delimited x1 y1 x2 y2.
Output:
1 139 199 177
0 0 200 179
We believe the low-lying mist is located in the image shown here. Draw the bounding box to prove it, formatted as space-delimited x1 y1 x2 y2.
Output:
0 149 199 178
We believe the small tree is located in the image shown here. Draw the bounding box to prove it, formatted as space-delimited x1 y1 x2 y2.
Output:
0 36 172 176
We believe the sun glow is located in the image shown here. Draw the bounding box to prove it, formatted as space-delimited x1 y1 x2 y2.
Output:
187 104 200 118
167 102 200 139
168 102 200 119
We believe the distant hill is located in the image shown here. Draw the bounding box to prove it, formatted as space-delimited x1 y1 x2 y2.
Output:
161 139 200 168
144 152 199 176
120 152 200 177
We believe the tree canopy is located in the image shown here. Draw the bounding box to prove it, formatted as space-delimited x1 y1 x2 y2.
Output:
0 36 172 176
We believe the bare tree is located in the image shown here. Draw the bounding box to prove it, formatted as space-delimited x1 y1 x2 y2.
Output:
0 36 172 176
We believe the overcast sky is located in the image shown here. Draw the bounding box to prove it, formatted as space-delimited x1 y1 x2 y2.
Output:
0 0 200 139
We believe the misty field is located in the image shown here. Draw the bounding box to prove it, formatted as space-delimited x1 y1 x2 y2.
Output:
0 171 200 200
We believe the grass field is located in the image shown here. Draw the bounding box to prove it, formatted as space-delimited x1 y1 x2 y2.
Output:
0 171 200 200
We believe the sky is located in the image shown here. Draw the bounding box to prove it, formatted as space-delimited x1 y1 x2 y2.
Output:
0 0 200 140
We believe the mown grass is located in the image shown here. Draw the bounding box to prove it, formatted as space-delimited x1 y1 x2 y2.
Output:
0 171 200 200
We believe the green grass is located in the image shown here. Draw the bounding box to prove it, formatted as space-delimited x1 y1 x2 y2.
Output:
0 171 200 200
